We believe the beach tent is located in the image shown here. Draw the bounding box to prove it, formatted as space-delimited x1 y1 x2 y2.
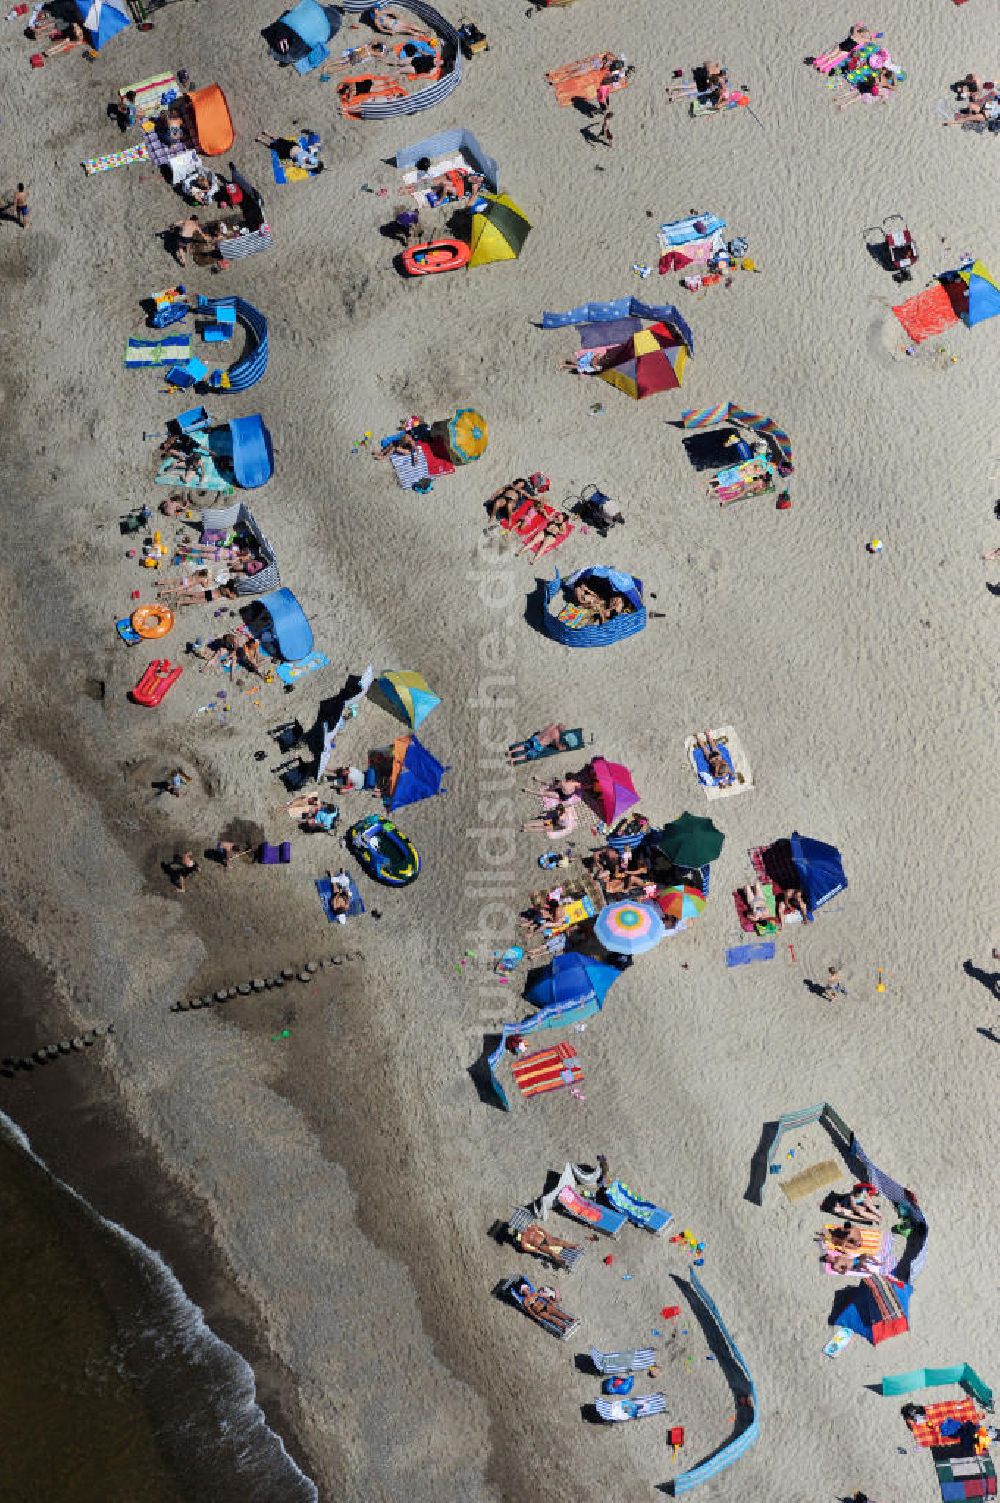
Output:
229 416 274 488
836 1277 912 1346
525 951 620 1011
386 734 447 811
269 0 338 74
789 831 847 910
680 404 794 469
468 193 531 268
72 0 130 49
255 587 313 661
599 322 688 399
590 758 640 824
658 811 725 867
542 566 646 648
959 260 1000 326
188 86 236 157
541 296 695 358
394 127 500 194
376 670 440 728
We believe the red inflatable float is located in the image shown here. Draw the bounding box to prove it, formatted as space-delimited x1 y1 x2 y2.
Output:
402 238 471 276
131 659 183 707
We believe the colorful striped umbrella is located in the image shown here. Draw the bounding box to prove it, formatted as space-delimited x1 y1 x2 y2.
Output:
594 900 666 956
656 885 707 922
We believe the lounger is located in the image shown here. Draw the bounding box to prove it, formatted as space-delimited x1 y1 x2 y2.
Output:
596 1393 667 1422
590 1346 657 1376
507 1206 585 1270
556 1184 627 1238
500 1275 580 1340
605 1180 672 1234
315 872 365 922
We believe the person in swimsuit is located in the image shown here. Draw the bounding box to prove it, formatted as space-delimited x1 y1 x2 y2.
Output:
695 731 734 785
171 214 213 268
43 20 85 56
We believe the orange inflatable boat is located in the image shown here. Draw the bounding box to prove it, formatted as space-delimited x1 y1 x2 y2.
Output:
402 238 472 276
338 75 408 118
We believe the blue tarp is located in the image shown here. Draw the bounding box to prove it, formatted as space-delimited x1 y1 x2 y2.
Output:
525 951 621 1011
229 415 274 488
257 587 313 662
388 736 448 811
789 832 848 911
540 296 695 355
278 0 332 47
394 127 500 194
73 0 130 50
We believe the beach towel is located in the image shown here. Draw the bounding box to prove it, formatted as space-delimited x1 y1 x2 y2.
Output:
275 650 330 686
155 451 234 493
909 1397 983 1449
935 1456 996 1502
590 1346 657 1375
546 56 629 107
142 117 196 169
822 1225 893 1275
750 840 801 895
685 726 753 801
83 142 148 175
315 871 365 923
725 941 776 967
512 1041 583 1098
691 91 750 115
125 335 191 368
270 149 317 186
859 1274 910 1343
733 882 779 935
120 72 180 118
892 283 961 344
779 1159 843 1202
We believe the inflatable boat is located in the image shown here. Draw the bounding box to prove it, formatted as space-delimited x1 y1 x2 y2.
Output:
347 814 420 886
402 238 471 276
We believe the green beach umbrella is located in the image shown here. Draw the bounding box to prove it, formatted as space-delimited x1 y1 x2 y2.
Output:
657 811 725 868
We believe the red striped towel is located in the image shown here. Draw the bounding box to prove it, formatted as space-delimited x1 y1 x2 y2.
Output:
513 1042 583 1098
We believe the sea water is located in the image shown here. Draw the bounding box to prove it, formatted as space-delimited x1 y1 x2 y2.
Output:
0 1112 318 1503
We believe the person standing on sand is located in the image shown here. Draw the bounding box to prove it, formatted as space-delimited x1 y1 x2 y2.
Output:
7 184 29 229
170 851 199 893
821 966 847 1002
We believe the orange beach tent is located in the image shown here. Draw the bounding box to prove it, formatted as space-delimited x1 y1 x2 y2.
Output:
188 85 235 157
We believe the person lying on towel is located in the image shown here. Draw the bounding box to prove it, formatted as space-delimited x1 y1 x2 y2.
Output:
817 1222 880 1274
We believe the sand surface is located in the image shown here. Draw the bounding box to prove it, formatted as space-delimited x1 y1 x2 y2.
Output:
1 0 999 1499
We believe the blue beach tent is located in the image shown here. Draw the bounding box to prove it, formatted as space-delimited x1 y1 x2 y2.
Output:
229 415 274 489
256 588 313 662
387 735 448 811
271 0 338 74
73 0 130 49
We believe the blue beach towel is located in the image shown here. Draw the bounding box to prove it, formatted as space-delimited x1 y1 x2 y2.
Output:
275 651 330 686
726 941 776 967
316 872 365 922
693 742 735 786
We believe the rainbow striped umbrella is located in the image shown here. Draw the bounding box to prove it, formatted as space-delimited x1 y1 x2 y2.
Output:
656 885 707 923
594 900 666 956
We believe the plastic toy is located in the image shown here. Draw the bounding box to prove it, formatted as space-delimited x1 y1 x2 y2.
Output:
131 659 183 706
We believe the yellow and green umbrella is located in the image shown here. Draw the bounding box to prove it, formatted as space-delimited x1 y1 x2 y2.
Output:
468 192 531 269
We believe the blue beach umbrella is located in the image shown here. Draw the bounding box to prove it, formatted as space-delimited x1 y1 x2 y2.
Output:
789 832 848 911
74 0 131 49
525 951 620 1011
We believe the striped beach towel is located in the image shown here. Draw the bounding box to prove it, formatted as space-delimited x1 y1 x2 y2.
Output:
125 335 191 368
512 1041 583 1098
83 142 148 176
590 1346 657 1375
218 227 274 260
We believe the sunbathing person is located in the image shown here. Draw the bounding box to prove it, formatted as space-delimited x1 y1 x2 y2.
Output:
559 348 611 376
522 772 585 800
197 632 240 672
514 1222 582 1268
518 511 571 559
696 731 734 785
324 870 353 915
330 765 367 793
777 887 811 924
162 447 206 485
170 215 215 268
818 1223 875 1274
301 803 339 832
945 92 1000 126
830 1183 881 1225
518 893 567 935
665 60 728 104
43 20 86 56
506 723 570 764
487 478 536 522
518 1281 576 1337
373 431 419 462
742 882 772 925
521 800 577 837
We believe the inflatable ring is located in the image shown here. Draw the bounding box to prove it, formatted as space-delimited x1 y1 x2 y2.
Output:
132 603 175 640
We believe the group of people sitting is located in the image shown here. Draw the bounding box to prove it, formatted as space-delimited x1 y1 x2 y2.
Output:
569 574 636 627
741 880 811 930
664 59 736 111
945 71 1000 129
392 157 485 246
816 1182 883 1273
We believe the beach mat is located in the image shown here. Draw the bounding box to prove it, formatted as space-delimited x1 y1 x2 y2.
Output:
275 650 329 686
125 335 191 368
512 1041 583 1098
725 941 775 967
83 142 148 176
779 1159 844 1203
155 450 234 492
270 149 316 185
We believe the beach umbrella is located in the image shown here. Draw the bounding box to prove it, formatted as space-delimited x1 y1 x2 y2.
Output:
376 669 440 728
789 832 847 911
525 951 620 1011
590 758 640 825
594 900 665 956
657 811 725 868
468 192 531 269
73 0 131 49
446 408 489 464
599 322 688 400
656 885 707 923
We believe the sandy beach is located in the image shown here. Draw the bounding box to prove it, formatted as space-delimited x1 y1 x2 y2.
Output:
1 0 999 1499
